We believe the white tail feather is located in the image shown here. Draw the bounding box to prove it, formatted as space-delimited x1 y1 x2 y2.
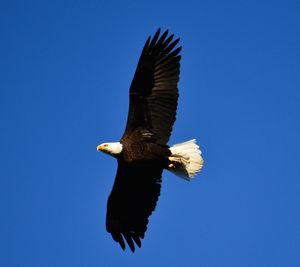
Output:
167 139 204 181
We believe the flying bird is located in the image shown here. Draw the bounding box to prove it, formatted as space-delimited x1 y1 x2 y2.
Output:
97 28 204 252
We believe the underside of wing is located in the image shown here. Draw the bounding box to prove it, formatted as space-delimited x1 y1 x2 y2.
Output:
123 29 182 145
106 160 163 252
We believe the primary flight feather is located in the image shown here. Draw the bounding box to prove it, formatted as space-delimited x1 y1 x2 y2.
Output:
97 28 204 252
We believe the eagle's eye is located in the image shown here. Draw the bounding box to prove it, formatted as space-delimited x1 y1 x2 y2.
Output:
104 144 108 147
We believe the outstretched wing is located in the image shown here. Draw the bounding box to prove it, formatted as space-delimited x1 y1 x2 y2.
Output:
106 160 163 252
123 28 182 145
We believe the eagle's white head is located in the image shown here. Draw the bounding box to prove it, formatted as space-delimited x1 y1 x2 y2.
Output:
97 142 123 156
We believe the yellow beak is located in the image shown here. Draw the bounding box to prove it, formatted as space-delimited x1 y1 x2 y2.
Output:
97 144 104 151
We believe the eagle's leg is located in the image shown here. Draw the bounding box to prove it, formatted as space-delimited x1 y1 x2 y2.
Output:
168 163 175 168
168 156 183 169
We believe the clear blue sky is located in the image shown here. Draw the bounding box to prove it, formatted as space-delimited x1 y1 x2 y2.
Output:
1 1 300 266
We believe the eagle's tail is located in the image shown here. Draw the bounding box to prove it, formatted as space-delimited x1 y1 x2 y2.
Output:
167 139 204 181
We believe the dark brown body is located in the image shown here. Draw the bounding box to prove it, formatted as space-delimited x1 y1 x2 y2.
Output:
120 131 171 164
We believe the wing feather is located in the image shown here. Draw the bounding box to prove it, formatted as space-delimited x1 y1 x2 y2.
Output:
106 160 163 252
123 29 181 144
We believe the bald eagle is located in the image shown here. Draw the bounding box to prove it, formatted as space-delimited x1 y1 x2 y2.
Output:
97 29 204 252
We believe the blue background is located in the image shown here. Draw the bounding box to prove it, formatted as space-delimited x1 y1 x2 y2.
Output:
1 1 300 266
